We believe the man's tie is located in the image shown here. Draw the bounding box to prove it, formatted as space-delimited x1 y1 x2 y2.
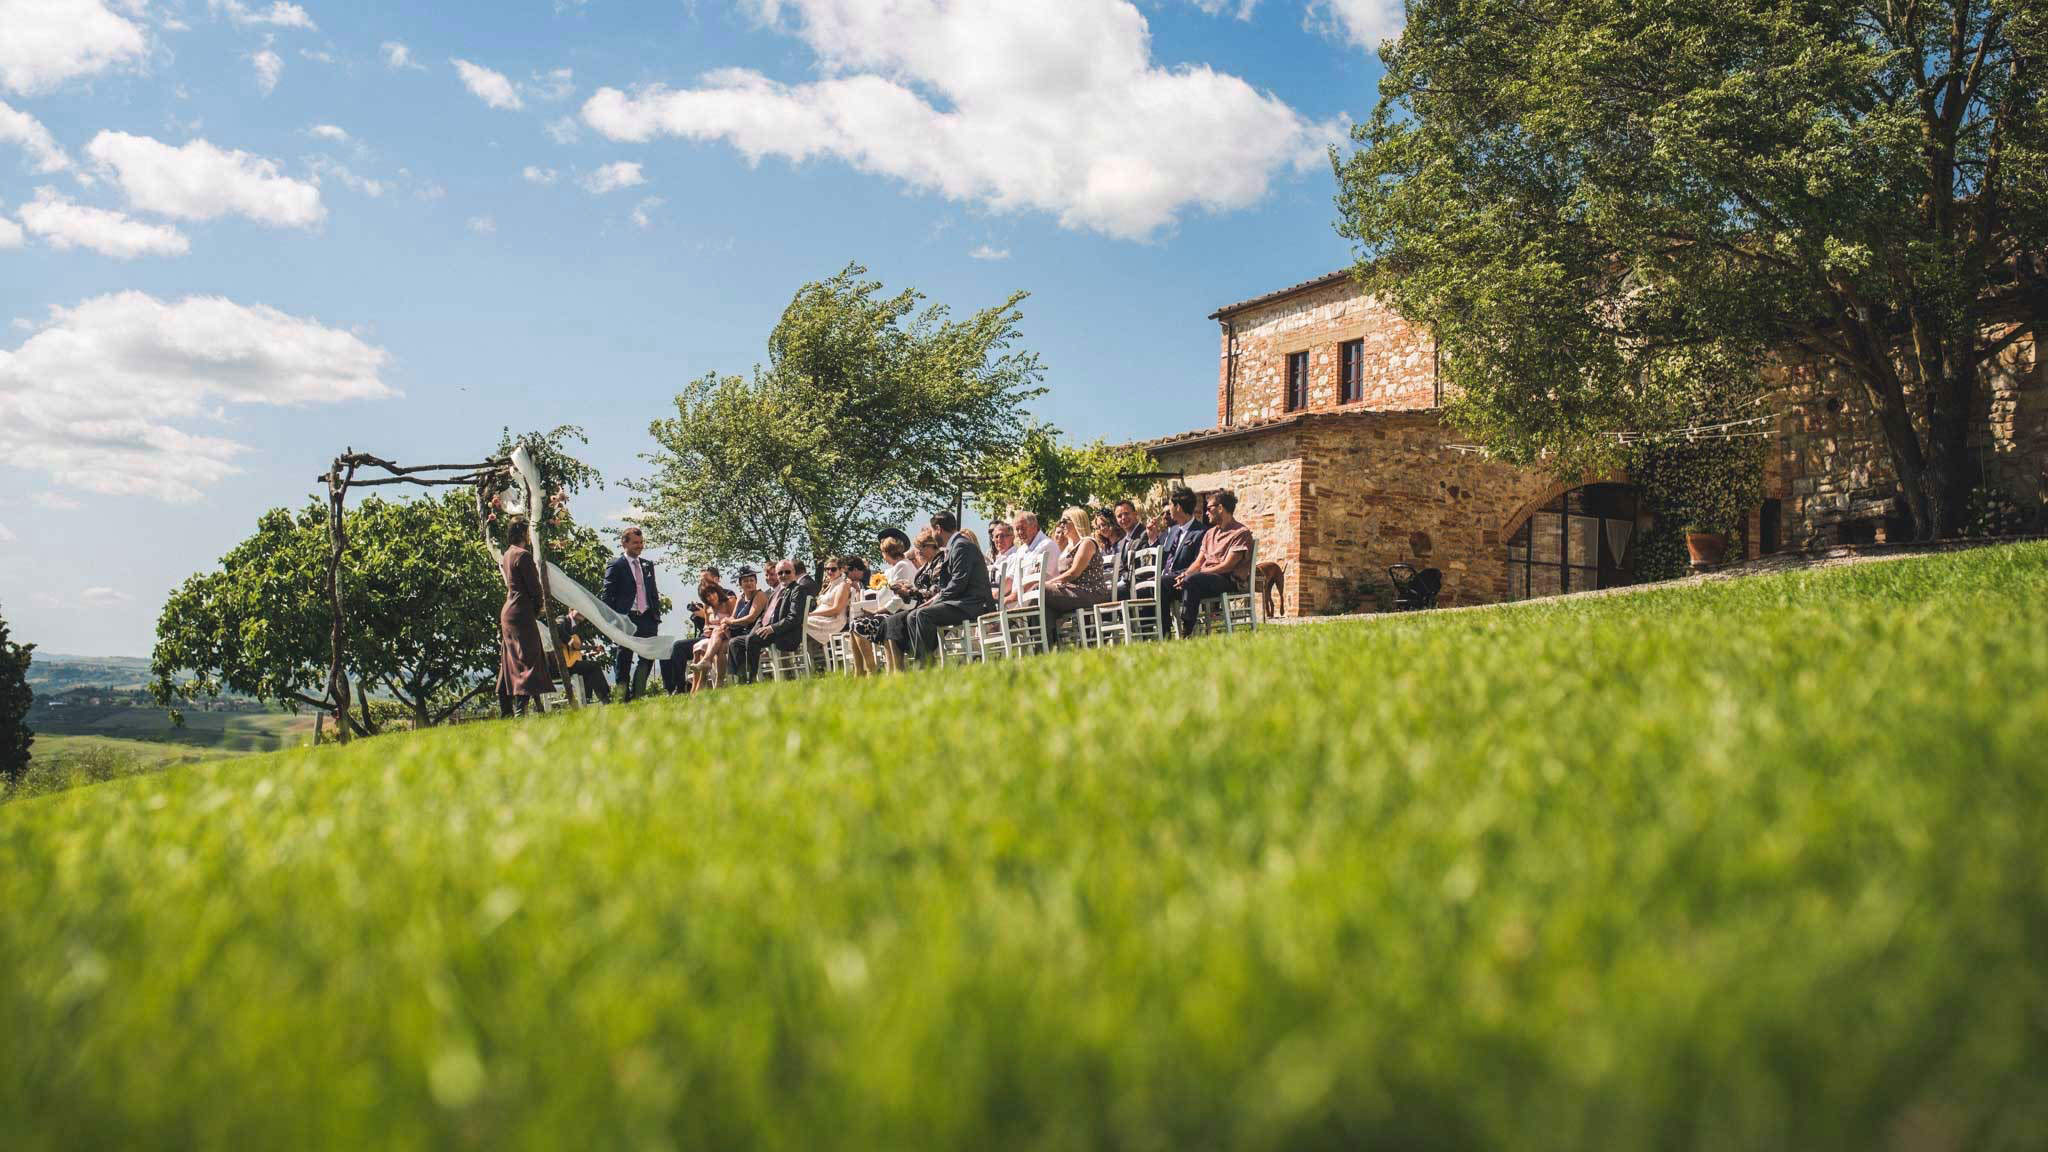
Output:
631 558 648 614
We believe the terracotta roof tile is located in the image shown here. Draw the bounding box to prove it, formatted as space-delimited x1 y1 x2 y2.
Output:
1207 268 1354 320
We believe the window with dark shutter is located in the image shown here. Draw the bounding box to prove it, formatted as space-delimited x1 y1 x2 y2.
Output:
1285 351 1308 412
1340 339 1364 404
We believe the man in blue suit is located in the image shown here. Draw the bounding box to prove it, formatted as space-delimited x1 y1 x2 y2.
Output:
603 527 667 700
1159 487 1207 634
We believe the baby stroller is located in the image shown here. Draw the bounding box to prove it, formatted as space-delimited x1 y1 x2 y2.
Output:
1387 564 1442 612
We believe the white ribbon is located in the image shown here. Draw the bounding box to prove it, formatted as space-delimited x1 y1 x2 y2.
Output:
496 445 685 664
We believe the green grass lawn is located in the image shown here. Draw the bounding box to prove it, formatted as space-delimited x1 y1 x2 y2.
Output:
4 544 2046 1150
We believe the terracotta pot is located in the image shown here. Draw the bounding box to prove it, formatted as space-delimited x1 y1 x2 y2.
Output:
1685 531 1729 568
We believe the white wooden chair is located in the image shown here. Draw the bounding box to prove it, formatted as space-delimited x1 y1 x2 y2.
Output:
759 593 817 681
936 623 978 666
822 630 856 674
977 552 1047 660
1093 546 1161 646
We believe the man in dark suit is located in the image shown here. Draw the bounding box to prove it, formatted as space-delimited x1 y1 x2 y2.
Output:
730 559 816 682
908 510 997 662
602 527 669 700
1159 487 1207 633
1109 498 1149 599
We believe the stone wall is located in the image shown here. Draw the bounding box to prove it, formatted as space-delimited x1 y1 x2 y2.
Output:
1220 279 1438 426
1153 412 1559 615
1769 333 2046 543
1152 429 1305 609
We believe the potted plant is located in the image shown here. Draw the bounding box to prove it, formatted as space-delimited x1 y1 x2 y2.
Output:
1632 427 1766 571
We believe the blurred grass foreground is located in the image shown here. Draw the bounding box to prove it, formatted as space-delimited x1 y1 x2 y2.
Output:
4 544 2046 1150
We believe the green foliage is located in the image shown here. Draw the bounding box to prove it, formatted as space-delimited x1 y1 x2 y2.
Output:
633 263 1045 567
0 608 32 783
971 421 1158 527
1336 0 2048 537
1630 433 1768 536
6 545 2048 1148
1963 486 2040 539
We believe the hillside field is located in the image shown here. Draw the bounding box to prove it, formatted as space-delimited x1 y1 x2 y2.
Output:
3 544 2046 1150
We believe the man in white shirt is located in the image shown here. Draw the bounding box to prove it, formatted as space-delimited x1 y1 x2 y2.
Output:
986 519 1021 603
1007 510 1062 604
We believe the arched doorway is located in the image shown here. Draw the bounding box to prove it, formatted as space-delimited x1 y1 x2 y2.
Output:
1504 483 1643 600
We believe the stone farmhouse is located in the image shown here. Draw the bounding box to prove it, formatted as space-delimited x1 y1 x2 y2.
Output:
1137 270 2047 616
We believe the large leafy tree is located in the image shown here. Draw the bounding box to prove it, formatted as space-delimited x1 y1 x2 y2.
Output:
1337 0 2046 537
633 264 1045 566
973 422 1160 527
0 607 32 784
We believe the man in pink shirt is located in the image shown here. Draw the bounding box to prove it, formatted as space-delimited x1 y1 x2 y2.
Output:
1173 489 1253 637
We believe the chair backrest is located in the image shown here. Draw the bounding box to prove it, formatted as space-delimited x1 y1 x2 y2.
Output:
1130 546 1160 592
1014 551 1045 605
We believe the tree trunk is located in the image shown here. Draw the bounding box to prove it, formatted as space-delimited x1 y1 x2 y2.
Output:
1854 372 1937 540
1926 362 1977 539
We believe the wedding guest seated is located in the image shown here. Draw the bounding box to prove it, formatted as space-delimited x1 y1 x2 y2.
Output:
878 533 918 589
1160 486 1207 626
553 611 611 704
727 565 769 632
1042 506 1113 630
806 555 864 649
1173 489 1253 637
986 519 1019 601
880 529 947 672
687 585 739 691
1109 499 1147 599
1005 510 1060 604
907 510 996 664
732 560 814 681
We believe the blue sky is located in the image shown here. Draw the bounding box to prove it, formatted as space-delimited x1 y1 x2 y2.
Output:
0 0 1393 657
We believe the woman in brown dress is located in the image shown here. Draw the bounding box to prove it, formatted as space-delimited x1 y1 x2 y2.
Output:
497 518 555 716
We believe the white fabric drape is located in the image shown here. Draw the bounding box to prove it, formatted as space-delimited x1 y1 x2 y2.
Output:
493 445 685 664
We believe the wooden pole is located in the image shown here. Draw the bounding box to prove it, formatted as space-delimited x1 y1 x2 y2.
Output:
518 460 577 710
324 455 356 745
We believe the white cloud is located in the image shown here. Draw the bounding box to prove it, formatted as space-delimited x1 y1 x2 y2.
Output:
453 58 523 110
251 45 283 94
307 122 348 142
80 586 132 606
87 131 325 226
0 213 21 248
544 116 580 145
0 521 13 543
531 67 574 102
1305 0 1403 49
581 0 1337 239
210 0 316 29
1186 0 1260 17
968 243 1009 261
18 186 190 258
380 41 422 70
33 491 81 511
0 291 394 500
630 195 663 229
0 99 71 173
466 214 494 235
0 0 150 96
299 48 335 63
304 154 384 197
521 164 557 185
580 160 643 194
